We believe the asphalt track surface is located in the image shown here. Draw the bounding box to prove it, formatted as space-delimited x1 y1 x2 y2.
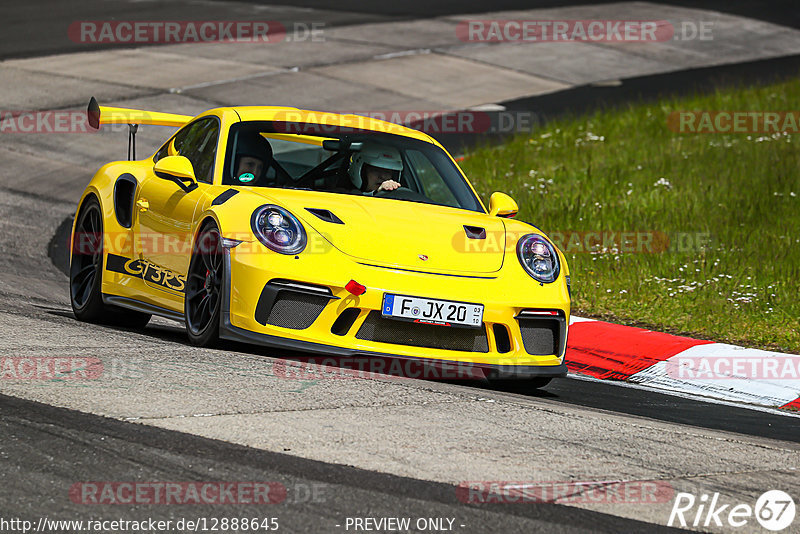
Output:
3 0 800 59
3 1 800 532
0 394 690 533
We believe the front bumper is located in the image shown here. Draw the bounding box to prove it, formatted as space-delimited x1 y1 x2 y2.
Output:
219 240 570 376
220 321 568 379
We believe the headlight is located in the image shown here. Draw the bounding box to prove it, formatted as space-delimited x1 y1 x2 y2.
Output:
517 234 560 283
251 205 306 254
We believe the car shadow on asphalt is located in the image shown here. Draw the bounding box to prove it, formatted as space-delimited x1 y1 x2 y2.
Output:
57 315 560 399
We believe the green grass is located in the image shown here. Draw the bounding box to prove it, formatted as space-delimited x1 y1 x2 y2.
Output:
460 78 800 353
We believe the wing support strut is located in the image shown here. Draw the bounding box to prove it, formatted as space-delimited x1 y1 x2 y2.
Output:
127 123 138 161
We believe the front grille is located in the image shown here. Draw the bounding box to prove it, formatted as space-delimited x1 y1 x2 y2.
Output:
356 311 489 352
265 292 328 329
518 318 559 355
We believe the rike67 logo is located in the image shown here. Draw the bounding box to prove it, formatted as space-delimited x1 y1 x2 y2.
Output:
668 490 796 531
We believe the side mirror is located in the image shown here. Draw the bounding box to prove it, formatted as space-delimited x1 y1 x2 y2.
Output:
154 155 197 192
488 192 518 217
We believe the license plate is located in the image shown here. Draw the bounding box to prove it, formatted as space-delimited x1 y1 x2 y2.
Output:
382 294 483 328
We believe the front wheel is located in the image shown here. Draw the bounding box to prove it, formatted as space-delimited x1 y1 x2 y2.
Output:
185 224 223 347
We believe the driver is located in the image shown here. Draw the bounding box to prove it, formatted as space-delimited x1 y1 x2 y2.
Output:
233 132 272 185
348 144 403 195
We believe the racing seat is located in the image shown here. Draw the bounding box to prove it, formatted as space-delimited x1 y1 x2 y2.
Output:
226 133 292 187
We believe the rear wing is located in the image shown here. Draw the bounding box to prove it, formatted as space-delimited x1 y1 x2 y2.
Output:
87 96 193 160
87 96 192 129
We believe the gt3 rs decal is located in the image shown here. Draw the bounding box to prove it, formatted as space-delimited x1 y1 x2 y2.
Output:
106 253 186 292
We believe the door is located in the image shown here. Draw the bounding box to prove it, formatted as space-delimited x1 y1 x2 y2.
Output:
134 117 220 295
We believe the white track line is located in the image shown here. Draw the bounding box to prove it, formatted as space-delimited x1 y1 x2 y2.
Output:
567 372 800 419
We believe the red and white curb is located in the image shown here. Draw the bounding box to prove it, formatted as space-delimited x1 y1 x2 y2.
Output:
566 317 800 411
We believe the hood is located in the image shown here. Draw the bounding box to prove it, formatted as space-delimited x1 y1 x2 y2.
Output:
247 189 506 274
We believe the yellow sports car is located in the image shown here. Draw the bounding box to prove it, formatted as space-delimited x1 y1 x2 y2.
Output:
70 98 570 385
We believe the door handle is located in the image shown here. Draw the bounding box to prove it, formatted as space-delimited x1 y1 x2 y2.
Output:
137 199 149 212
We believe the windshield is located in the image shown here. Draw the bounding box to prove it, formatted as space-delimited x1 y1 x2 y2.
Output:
222 121 483 212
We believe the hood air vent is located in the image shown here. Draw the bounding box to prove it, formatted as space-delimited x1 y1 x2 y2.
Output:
306 208 344 224
463 225 486 239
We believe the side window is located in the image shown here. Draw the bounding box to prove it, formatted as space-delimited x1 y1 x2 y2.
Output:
154 118 219 184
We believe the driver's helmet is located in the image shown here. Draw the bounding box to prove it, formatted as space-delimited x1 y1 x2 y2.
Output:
234 132 272 184
348 143 403 190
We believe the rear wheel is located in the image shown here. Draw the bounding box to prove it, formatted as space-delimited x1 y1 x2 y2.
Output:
70 197 150 328
185 224 223 347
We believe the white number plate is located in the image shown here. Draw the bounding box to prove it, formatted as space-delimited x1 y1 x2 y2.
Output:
382 294 483 328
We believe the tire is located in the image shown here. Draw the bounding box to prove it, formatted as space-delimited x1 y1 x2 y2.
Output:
488 376 553 391
185 223 223 347
70 197 151 328
526 377 553 389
